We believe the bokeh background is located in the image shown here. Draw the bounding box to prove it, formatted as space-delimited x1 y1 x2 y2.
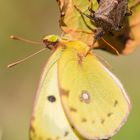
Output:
0 0 140 140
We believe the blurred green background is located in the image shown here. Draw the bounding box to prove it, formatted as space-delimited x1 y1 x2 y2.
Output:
0 0 140 140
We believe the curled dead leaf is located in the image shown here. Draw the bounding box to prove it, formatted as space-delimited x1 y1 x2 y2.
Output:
57 0 140 55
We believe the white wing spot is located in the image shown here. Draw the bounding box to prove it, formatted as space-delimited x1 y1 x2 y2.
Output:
80 90 91 104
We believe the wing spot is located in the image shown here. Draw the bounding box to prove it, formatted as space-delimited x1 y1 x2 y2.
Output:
101 119 105 124
47 95 56 102
71 125 75 130
60 88 69 97
107 112 113 117
70 107 77 112
80 90 91 104
81 118 87 122
92 120 95 124
64 131 69 137
114 100 118 107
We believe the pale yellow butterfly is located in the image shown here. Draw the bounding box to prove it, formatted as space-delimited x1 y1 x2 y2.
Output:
27 35 131 140
57 39 131 139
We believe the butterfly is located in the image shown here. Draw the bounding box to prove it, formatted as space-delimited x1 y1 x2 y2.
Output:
29 35 131 140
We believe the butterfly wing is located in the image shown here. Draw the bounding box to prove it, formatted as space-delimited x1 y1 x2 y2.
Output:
58 41 131 139
30 46 80 140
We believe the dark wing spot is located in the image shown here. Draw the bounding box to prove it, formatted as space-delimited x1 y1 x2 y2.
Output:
70 107 77 112
114 100 118 107
60 88 69 97
47 95 56 102
107 112 113 117
71 125 75 130
81 118 87 122
101 119 105 124
64 131 69 137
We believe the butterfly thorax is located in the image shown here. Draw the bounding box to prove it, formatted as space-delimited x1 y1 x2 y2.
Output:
93 0 128 33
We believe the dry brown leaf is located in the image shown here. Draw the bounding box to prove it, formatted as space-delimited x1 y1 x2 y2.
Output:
57 0 98 45
57 0 140 55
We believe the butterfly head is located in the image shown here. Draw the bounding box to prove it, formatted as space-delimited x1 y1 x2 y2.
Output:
43 35 60 49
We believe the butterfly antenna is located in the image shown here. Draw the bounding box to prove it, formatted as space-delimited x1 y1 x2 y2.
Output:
10 35 43 45
7 48 46 68
8 35 46 68
101 37 120 55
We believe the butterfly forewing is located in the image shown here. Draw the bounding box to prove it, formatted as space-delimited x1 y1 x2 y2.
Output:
58 41 131 139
